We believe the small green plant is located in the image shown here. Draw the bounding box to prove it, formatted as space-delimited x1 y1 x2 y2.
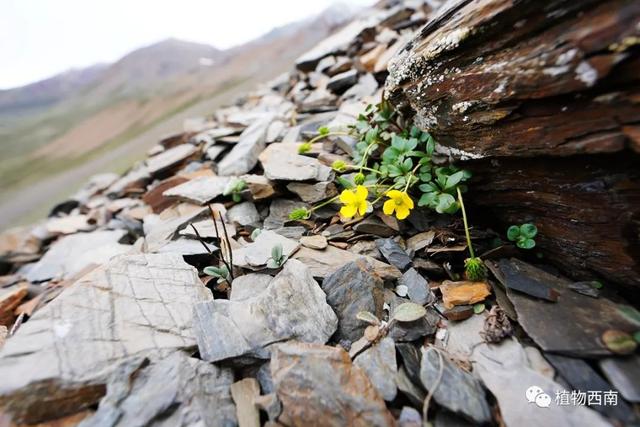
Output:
266 243 287 268
458 187 487 281
298 142 312 154
507 223 538 249
203 265 231 284
223 178 246 203
250 228 262 240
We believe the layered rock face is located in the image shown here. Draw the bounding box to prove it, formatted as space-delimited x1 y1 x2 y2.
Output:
386 0 640 289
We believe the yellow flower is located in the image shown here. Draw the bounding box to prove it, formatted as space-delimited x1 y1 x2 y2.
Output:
383 190 414 220
339 185 368 218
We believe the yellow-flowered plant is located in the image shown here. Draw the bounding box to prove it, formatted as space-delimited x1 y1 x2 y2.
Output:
383 190 414 220
339 185 369 218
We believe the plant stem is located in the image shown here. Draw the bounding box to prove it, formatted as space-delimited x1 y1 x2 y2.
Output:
310 194 341 211
457 187 475 259
307 131 351 145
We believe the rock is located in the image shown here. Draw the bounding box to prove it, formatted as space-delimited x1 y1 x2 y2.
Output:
154 238 215 256
259 143 332 182
143 205 206 253
299 235 327 250
0 226 41 259
107 165 151 197
327 69 359 93
162 176 231 205
78 352 236 427
287 181 337 203
353 217 396 237
146 144 198 176
193 260 337 362
343 73 379 99
0 326 6 349
0 253 212 423
398 268 433 305
26 230 131 283
264 199 308 230
327 56 353 76
233 230 299 268
440 281 491 309
142 176 189 213
229 273 273 301
386 290 439 342
524 346 556 379
354 337 398 401
273 226 306 240
300 87 336 112
443 305 474 322
227 201 261 227
419 346 491 424
242 174 276 201
0 282 28 326
270 342 396 427
231 378 261 427
376 238 412 271
399 407 421 427
406 230 436 253
323 259 386 343
293 245 400 280
218 114 273 176
599 356 640 403
359 44 386 72
315 55 336 73
45 214 95 235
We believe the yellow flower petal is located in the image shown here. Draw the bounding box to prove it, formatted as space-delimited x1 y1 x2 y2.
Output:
357 201 368 216
354 185 368 202
402 192 414 209
339 189 355 204
387 190 403 201
340 205 357 218
395 205 411 220
383 199 396 215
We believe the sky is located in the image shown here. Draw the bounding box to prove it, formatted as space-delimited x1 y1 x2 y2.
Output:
0 0 374 90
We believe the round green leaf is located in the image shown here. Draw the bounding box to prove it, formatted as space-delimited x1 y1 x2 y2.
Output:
634 331 640 344
520 223 538 238
507 226 520 241
602 330 637 355
203 266 222 277
517 238 536 249
392 302 427 322
473 303 485 314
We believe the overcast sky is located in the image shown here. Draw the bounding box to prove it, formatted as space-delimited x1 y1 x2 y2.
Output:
0 0 374 90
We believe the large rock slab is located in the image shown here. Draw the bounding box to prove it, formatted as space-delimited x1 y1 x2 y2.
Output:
146 144 198 176
0 253 212 423
217 114 273 176
193 260 337 362
270 341 396 427
322 258 385 343
78 352 236 427
232 230 299 269
259 143 332 182
354 337 398 401
162 176 231 205
25 230 131 283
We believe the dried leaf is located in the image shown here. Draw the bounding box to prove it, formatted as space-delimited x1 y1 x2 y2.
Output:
392 302 427 322
602 330 637 355
356 311 381 326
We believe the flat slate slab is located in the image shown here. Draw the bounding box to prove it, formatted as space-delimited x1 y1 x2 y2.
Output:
0 253 212 424
162 176 231 205
145 144 198 176
217 114 273 176
259 143 332 182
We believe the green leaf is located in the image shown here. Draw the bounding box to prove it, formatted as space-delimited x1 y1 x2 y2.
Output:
617 305 640 327
419 182 437 193
507 226 521 241
435 193 456 214
591 281 604 289
520 223 538 238
473 303 485 314
232 193 242 202
392 302 427 322
418 192 436 207
336 176 355 189
203 266 223 278
266 259 280 269
318 126 330 135
602 330 637 355
445 170 465 189
272 243 283 261
356 311 381 325
517 238 536 249
250 228 262 240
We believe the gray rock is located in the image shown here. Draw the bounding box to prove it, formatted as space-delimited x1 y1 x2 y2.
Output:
386 290 439 342
343 73 379 99
79 353 236 427
273 226 306 240
398 268 434 305
600 356 640 402
376 238 412 271
300 87 336 112
146 144 198 176
162 176 231 205
327 69 359 93
399 406 422 427
316 55 336 73
218 114 273 176
26 230 131 282
287 181 337 203
322 258 385 343
227 201 261 227
419 346 491 424
232 230 299 268
193 260 337 362
259 143 332 182
354 337 398 401
106 165 151 197
270 342 396 427
154 238 216 256
300 235 328 250
264 199 308 230
353 217 396 237
0 254 212 424
229 273 272 301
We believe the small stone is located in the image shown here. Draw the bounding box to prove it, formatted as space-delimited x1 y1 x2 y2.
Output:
376 238 412 271
231 378 261 427
145 144 198 176
299 235 328 250
142 176 188 213
287 181 337 203
326 69 359 93
293 246 400 280
193 260 337 362
259 144 332 182
343 73 378 99
227 201 261 227
398 268 434 305
242 174 276 201
322 259 385 343
443 305 475 321
264 199 309 230
0 283 28 326
440 281 491 309
271 342 395 427
354 337 398 401
420 347 491 424
218 115 273 176
353 217 396 237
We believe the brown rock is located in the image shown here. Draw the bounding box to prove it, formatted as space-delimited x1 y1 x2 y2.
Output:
142 176 188 213
271 342 396 427
440 281 491 309
0 282 28 326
